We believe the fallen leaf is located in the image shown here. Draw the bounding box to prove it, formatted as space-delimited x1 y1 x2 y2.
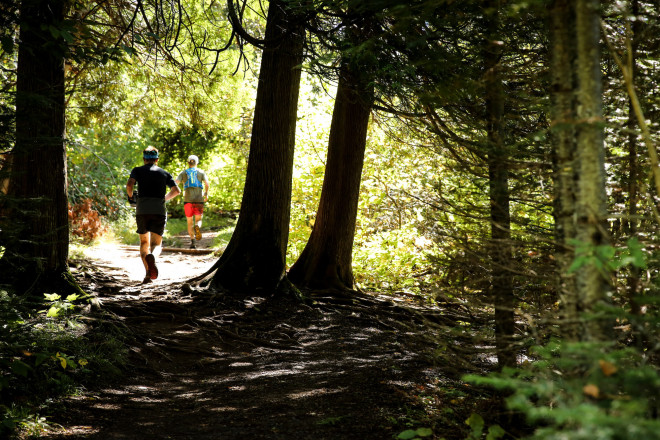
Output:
599 360 617 376
583 384 599 398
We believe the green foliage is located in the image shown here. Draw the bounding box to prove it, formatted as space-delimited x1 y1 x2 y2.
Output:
207 219 238 251
63 0 258 229
0 289 127 439
66 126 153 225
286 75 333 265
397 427 434 439
569 238 647 275
353 225 432 293
463 239 660 439
351 122 440 293
466 340 660 440
105 211 140 246
154 126 231 169
465 413 505 440
168 148 248 216
40 292 86 321
284 75 440 295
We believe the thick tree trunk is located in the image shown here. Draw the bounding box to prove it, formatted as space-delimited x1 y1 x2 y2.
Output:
549 0 579 339
575 0 610 339
288 67 373 291
484 1 515 368
210 0 303 294
1 0 79 295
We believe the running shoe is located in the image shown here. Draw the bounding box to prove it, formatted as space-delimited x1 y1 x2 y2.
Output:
142 275 152 284
190 239 196 249
145 253 158 280
194 225 202 241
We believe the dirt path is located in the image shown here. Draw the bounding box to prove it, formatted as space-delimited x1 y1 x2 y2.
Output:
81 229 220 284
41 241 479 440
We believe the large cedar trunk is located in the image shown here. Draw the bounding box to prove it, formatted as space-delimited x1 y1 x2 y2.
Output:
575 0 610 339
210 0 304 293
1 0 74 294
483 1 515 368
549 0 579 339
288 68 373 291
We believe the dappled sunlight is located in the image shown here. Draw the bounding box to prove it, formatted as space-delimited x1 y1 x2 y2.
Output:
37 237 460 439
43 304 432 438
287 387 345 400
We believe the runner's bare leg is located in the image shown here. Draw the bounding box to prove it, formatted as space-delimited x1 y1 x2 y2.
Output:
150 232 163 257
186 215 194 240
139 233 151 272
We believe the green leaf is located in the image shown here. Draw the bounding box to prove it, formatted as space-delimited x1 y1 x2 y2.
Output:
47 306 60 317
48 25 60 39
416 427 433 437
10 359 32 377
596 245 615 260
66 294 79 302
56 353 67 369
61 30 74 43
568 257 586 273
44 293 60 301
466 413 484 438
487 425 506 440
121 44 135 56
397 430 419 439
627 238 647 268
35 353 50 366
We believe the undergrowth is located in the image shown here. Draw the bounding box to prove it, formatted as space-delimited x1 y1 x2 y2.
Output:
463 244 660 440
0 288 128 439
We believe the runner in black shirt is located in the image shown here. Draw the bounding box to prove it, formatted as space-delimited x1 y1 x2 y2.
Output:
126 147 180 284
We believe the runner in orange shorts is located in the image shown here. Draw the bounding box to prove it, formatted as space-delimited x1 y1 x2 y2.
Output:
175 155 210 249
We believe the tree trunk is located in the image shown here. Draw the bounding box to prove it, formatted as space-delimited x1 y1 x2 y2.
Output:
288 66 373 291
575 0 610 339
209 0 303 294
1 0 80 295
484 1 515 368
549 0 579 339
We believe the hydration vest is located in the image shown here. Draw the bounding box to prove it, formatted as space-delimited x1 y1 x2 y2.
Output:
184 167 203 190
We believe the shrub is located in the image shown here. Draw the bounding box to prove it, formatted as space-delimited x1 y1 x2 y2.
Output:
68 199 107 242
466 340 660 440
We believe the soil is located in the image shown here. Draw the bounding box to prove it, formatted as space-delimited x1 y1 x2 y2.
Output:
38 231 491 440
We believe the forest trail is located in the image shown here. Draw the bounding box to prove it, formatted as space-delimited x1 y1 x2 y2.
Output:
41 236 483 440
79 230 220 285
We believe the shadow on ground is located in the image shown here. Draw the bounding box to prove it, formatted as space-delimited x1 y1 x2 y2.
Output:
43 248 489 440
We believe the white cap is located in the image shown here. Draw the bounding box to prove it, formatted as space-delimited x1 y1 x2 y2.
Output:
187 155 199 165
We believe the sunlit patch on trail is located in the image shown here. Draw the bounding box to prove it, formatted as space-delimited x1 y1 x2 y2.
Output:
287 387 344 400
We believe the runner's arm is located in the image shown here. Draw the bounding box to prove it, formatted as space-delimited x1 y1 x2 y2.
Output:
203 180 209 202
165 184 181 201
126 177 136 198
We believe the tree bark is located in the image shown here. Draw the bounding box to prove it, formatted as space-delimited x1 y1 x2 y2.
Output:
484 0 515 368
288 66 373 291
1 0 81 296
209 0 304 294
549 0 579 339
575 0 610 339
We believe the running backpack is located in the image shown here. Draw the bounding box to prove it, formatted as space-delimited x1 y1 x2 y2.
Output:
184 168 203 190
